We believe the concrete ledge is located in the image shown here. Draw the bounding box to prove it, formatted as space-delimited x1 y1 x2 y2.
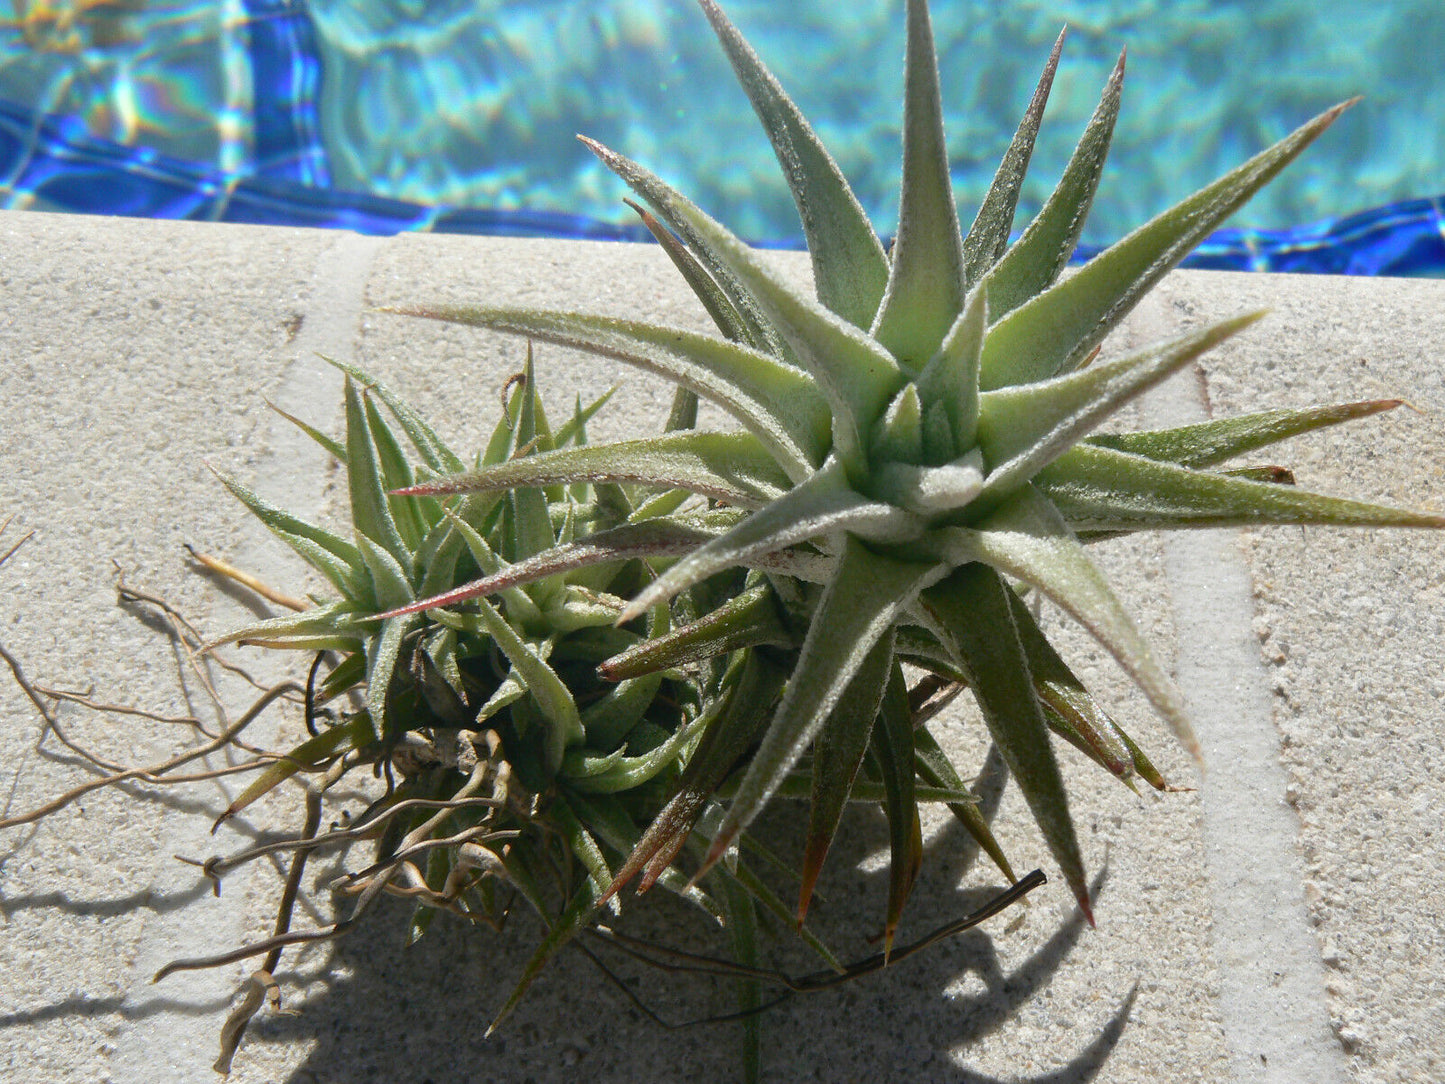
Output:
1 209 1441 1083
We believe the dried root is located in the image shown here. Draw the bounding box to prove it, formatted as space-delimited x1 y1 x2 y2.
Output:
0 555 1045 1074
0 571 529 1073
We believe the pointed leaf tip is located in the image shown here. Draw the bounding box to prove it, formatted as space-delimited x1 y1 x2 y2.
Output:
1077 884 1096 928
963 25 1065 286
982 98 1354 390
873 0 966 366
980 39 1124 320
696 0 888 328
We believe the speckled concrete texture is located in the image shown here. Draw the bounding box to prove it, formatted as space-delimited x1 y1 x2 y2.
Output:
1158 271 1445 1084
0 211 1440 1082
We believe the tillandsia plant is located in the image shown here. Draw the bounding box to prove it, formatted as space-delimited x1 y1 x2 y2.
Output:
387 0 1445 932
7 343 979 1079
39 352 873 1072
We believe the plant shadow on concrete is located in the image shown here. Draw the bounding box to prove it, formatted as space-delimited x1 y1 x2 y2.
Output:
0 552 1127 1082
260 867 1131 1084
236 775 1130 1084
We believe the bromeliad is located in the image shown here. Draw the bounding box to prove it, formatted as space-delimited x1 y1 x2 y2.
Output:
388 0 1444 937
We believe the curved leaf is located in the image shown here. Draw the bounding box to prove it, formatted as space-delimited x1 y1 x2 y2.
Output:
870 661 923 955
202 599 371 653
627 198 755 345
619 458 923 623
912 724 1017 882
921 562 1090 919
567 712 703 794
1087 399 1404 468
1006 590 1136 786
212 470 364 600
979 100 1352 390
982 48 1124 316
698 0 888 330
599 582 797 682
325 357 465 475
217 713 374 823
399 429 790 508
487 877 601 1036
872 450 985 517
465 600 583 772
362 392 430 547
344 377 409 568
606 651 786 901
379 518 726 620
390 304 827 478
559 744 628 780
915 285 986 455
963 28 1064 287
364 613 421 741
580 138 788 360
700 536 944 875
1037 442 1445 533
800 629 894 921
582 137 903 471
975 312 1264 501
550 797 614 899
582 609 668 751
355 532 414 614
939 485 1199 762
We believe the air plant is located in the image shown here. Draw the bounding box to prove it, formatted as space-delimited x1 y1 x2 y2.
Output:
388 0 1444 934
0 333 1035 1082
188 354 871 1048
0 354 874 1074
4 2 1441 1081
186 346 1054 1072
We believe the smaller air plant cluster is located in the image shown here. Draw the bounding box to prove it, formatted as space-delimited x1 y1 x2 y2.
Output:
160 343 1041 1073
194 355 863 1046
132 331 1055 1073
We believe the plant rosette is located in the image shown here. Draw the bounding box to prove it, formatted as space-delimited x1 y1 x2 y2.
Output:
194 351 879 1049
389 0 1444 937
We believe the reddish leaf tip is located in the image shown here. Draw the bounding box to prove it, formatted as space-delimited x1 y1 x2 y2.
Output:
595 880 623 909
1076 886 1096 928
577 134 613 161
705 833 730 865
796 873 820 927
1326 97 1362 124
682 833 733 893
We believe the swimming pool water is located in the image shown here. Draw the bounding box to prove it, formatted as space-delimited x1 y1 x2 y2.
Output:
2 1 1443 274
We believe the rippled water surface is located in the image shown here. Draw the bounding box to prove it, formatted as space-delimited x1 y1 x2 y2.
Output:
1 1 1442 270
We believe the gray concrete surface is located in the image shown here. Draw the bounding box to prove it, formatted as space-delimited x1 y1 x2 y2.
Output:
0 209 1440 1083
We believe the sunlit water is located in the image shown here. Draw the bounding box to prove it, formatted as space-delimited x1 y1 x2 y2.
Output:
1 1 1442 272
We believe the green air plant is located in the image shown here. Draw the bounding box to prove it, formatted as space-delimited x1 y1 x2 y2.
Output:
177 353 862 1066
388 0 1445 931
